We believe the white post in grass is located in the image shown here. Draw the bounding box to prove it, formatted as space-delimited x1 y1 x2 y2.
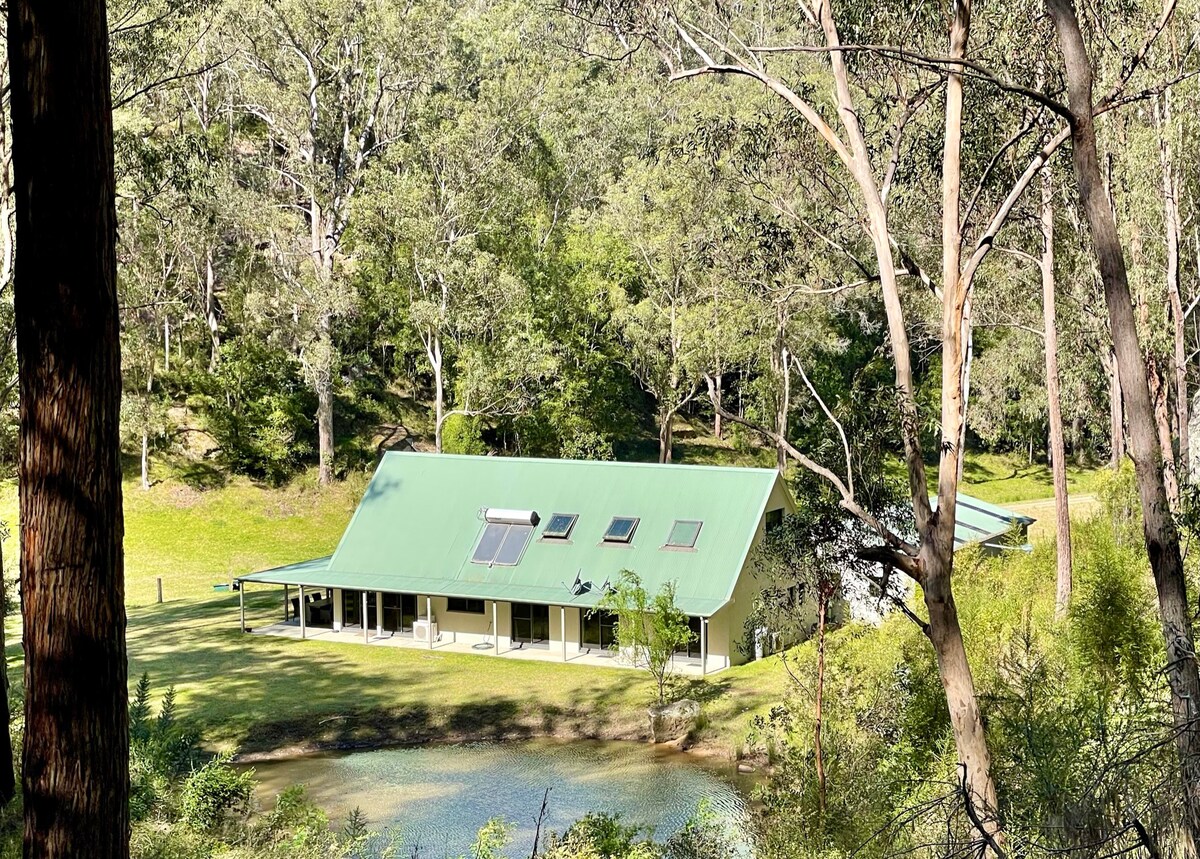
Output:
493 601 499 655
299 585 306 639
426 596 433 649
376 591 384 638
362 591 369 643
239 586 245 634
560 606 567 662
700 617 708 678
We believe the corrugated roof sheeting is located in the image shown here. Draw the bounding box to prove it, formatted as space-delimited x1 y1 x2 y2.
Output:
238 453 783 616
236 456 1036 609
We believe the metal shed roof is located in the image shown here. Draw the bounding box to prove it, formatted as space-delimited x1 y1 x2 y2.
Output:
238 452 788 616
934 493 1036 549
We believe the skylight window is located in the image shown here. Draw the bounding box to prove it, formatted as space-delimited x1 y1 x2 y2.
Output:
472 522 535 566
603 517 639 544
665 520 702 549
542 513 578 540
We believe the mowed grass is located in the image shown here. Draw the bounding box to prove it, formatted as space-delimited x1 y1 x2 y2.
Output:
958 451 1107 505
883 450 1107 507
0 446 1100 757
0 465 788 756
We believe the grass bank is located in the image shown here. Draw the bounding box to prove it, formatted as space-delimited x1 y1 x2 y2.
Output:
0 447 1105 761
0 466 786 759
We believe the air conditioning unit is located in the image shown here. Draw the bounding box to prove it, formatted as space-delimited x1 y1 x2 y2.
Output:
414 619 439 643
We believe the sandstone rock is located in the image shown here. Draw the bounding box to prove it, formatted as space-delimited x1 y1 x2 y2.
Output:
648 698 700 743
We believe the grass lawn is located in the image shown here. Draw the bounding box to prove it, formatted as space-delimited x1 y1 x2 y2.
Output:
0 445 1101 759
958 451 1107 505
0 465 789 758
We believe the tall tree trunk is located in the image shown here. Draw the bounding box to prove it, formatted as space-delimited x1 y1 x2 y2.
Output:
315 314 334 486
1158 93 1189 481
6 0 129 854
1149 354 1180 509
813 593 827 817
205 246 220 369
1041 171 1072 619
658 406 674 464
1047 0 1200 847
430 333 444 454
776 342 789 473
930 4 1003 844
316 368 334 485
1105 348 1125 468
712 372 723 440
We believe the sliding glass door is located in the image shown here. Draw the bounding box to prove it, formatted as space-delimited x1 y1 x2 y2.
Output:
511 602 550 647
581 609 617 650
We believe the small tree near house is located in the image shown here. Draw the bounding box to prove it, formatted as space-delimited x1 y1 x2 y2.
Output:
597 570 694 704
748 508 852 818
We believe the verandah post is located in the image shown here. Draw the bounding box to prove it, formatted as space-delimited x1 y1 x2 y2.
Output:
298 585 306 639
493 601 499 655
362 592 368 643
426 596 433 649
239 586 245 634
700 617 707 677
560 606 566 662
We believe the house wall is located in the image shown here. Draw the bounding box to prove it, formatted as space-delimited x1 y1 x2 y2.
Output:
706 479 805 667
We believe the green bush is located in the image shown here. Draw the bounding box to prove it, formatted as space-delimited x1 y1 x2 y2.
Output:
442 413 489 455
179 754 256 832
192 339 316 484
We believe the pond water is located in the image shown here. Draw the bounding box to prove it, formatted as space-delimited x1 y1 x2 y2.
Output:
246 739 754 857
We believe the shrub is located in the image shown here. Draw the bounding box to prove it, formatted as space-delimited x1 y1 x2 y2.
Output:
179 754 256 832
442 413 488 455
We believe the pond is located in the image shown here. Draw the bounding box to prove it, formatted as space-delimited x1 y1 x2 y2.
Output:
247 739 755 857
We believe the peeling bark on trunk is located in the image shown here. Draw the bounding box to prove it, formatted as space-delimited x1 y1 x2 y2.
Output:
1047 0 1200 846
1041 171 1072 619
7 0 130 853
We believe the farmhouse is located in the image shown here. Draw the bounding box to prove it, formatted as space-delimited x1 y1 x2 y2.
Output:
235 452 1033 674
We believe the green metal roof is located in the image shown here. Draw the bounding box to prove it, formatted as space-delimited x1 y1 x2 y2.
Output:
238 453 788 616
934 493 1036 549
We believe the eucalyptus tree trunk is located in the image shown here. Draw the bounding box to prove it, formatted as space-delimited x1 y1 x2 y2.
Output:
658 408 674 463
315 313 335 486
428 332 444 453
1159 93 1189 479
1047 0 1200 846
813 591 827 816
205 246 220 369
1041 171 1072 619
1104 348 1125 468
712 372 723 439
7 0 129 855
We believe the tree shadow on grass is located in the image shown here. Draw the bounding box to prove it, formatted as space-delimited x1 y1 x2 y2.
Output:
125 594 743 757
